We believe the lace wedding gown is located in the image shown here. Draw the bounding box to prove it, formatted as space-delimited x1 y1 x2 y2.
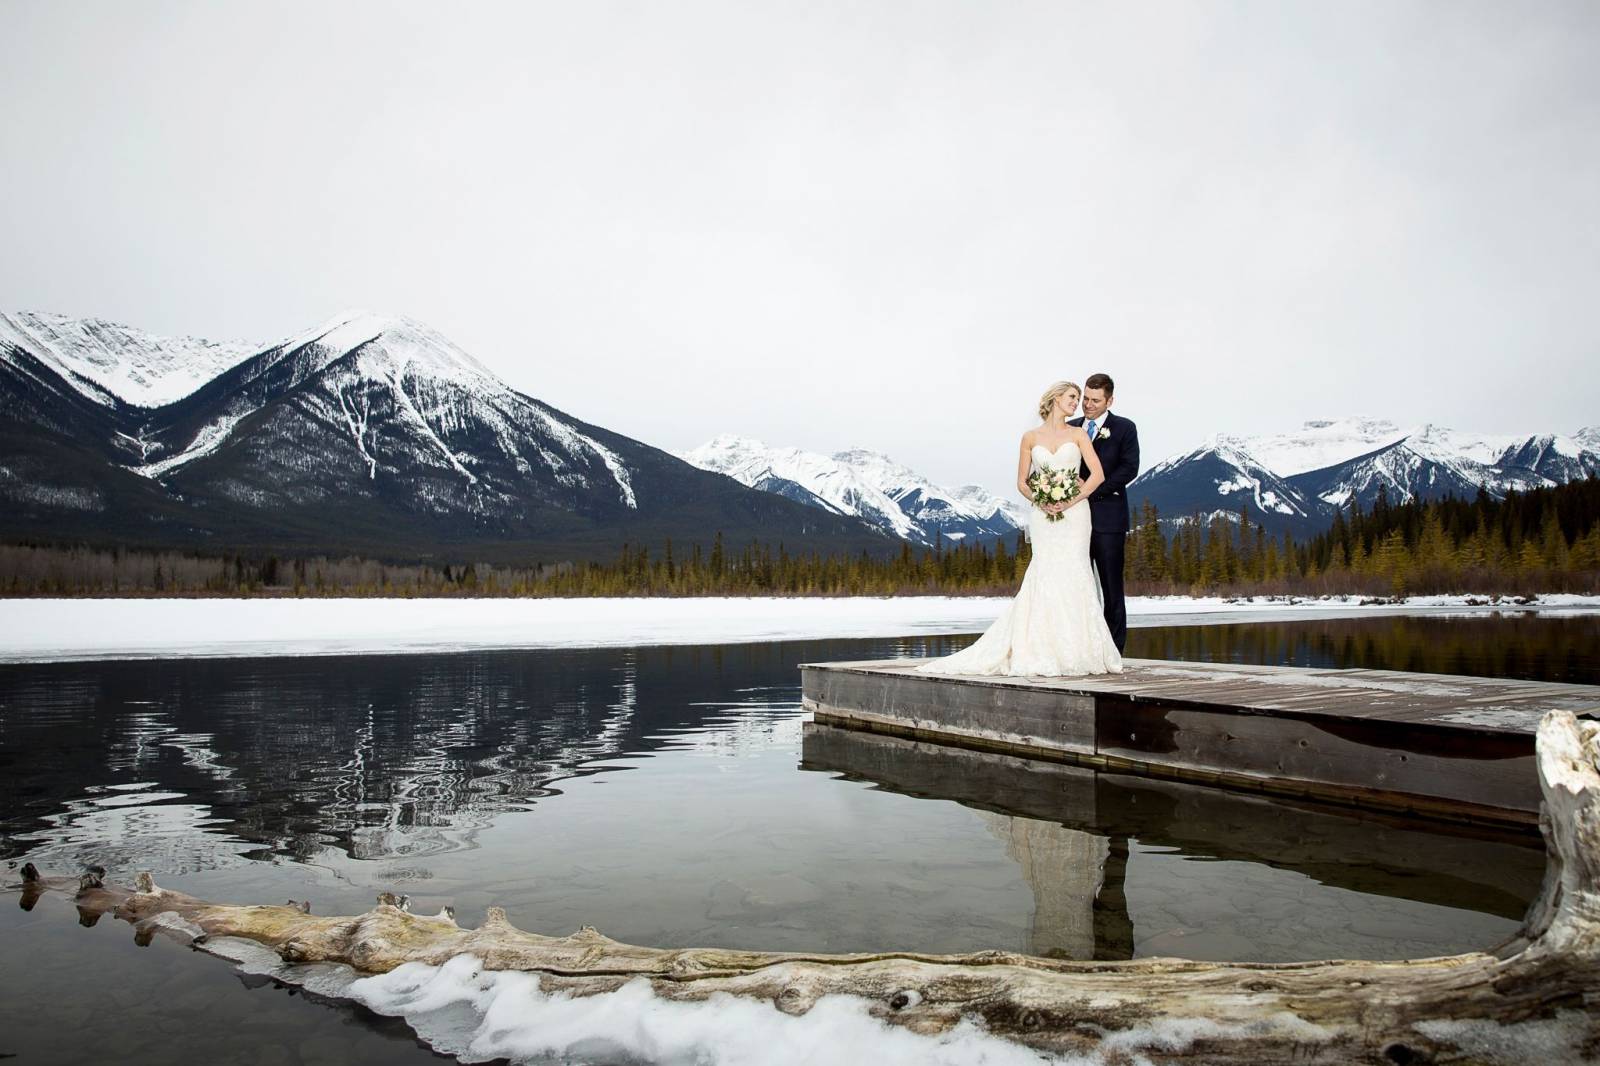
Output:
917 440 1123 677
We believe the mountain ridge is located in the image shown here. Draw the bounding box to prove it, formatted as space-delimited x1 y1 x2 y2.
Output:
0 309 892 562
685 416 1600 544
1132 417 1600 534
677 434 1027 547
0 310 258 408
6 308 1594 554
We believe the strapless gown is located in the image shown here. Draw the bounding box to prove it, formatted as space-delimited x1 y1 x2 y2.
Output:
916 441 1123 677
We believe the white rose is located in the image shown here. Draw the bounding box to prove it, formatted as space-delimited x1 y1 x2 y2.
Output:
1049 487 1065 500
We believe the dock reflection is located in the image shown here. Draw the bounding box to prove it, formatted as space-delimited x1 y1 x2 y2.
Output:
800 722 1543 961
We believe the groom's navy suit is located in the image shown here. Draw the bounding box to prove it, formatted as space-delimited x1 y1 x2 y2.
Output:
1070 410 1139 651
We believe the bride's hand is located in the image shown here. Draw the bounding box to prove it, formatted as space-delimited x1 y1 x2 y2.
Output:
1041 501 1066 514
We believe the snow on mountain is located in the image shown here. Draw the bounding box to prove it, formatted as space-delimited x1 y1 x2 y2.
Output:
678 435 1023 546
1401 424 1523 468
1295 434 1501 510
830 446 1028 539
254 309 505 399
1300 423 1593 510
1 310 893 559
127 308 640 512
0 311 257 408
679 436 920 541
1134 416 1600 534
684 414 1600 545
950 482 1030 529
1136 437 1317 524
1239 418 1411 476
1496 432 1600 484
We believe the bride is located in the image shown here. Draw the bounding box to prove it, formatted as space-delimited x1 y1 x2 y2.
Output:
917 381 1124 677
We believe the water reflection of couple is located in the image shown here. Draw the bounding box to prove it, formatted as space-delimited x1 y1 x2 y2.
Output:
919 372 1139 678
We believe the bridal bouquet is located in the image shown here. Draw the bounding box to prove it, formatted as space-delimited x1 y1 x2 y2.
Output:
1028 463 1081 522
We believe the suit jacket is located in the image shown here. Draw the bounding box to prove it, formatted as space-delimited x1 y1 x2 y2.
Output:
1071 410 1140 533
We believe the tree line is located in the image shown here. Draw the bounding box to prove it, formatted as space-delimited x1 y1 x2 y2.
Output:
3 477 1597 598
1126 476 1600 596
0 533 1021 598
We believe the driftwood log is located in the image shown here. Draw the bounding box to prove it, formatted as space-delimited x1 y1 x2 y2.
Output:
16 710 1600 1063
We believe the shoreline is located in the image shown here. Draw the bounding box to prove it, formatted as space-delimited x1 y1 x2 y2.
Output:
1 593 1596 665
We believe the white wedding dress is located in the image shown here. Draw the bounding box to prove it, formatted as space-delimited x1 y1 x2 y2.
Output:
917 440 1123 677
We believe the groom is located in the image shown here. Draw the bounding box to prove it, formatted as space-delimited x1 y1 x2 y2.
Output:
1071 373 1139 652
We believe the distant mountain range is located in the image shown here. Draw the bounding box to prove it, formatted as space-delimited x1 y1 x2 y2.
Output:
0 310 890 561
1130 417 1600 534
687 417 1600 543
5 307 1594 559
677 435 1026 548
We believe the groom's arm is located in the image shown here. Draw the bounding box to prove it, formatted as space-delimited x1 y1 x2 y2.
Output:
1099 418 1140 495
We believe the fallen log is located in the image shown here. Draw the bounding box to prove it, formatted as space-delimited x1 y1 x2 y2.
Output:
14 710 1600 1063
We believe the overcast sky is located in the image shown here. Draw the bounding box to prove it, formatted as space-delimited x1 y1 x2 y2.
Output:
4 0 1596 497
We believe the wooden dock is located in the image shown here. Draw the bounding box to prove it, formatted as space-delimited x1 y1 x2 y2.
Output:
800 658 1600 827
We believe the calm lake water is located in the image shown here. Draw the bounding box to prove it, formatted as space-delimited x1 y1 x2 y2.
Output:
2 611 1594 1064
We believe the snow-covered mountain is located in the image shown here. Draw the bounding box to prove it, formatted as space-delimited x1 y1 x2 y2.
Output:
0 310 891 560
123 309 653 517
681 413 1600 544
1134 438 1319 525
1227 418 1411 477
678 435 1026 547
0 311 257 408
9 311 1593 556
1133 416 1600 534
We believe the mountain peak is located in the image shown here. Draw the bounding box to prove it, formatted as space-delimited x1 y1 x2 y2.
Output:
829 447 923 484
1300 416 1399 435
306 308 439 345
0 309 258 407
264 309 502 396
1133 417 1600 534
679 436 1023 546
1227 418 1413 477
2 310 900 558
698 433 771 452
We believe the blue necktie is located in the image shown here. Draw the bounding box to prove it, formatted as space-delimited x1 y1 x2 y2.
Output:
1086 419 1097 439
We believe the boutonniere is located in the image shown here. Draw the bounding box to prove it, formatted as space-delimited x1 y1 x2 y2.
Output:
1096 427 1110 441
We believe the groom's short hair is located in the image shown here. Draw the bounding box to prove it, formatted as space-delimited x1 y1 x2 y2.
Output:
1085 372 1114 395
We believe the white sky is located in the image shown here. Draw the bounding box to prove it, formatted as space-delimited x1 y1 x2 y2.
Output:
3 0 1597 498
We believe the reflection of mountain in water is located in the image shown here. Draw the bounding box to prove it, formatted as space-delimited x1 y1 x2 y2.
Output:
0 642 827 870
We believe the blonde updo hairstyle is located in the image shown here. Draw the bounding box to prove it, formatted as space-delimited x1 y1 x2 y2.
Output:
1037 380 1081 422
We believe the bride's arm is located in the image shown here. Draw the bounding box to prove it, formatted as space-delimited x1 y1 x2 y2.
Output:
1015 433 1034 499
1071 428 1106 505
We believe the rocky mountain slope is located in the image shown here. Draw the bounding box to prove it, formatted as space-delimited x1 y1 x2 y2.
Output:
1132 418 1600 533
678 435 1027 547
0 310 891 561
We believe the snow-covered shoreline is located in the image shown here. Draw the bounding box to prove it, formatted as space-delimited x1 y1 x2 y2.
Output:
1 594 1595 664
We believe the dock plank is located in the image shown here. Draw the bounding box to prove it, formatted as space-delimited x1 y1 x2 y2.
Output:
800 657 1600 825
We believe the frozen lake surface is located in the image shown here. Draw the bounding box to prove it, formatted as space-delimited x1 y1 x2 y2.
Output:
4 592 1597 662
